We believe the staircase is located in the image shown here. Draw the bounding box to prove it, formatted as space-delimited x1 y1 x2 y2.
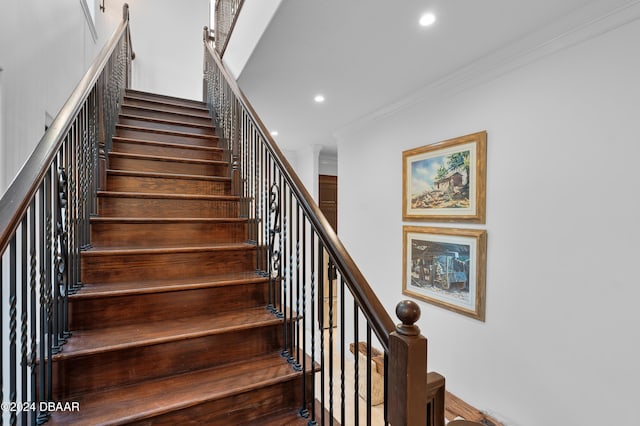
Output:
48 89 308 425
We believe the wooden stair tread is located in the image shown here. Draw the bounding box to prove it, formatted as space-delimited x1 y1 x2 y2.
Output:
106 169 230 182
116 123 218 140
56 308 280 359
48 352 299 425
112 136 223 152
82 242 255 255
97 190 239 200
72 272 268 298
90 216 247 224
57 89 308 423
109 151 227 166
121 102 211 119
256 409 309 425
119 112 213 130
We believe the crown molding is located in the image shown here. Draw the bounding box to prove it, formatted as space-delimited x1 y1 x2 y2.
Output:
334 0 640 140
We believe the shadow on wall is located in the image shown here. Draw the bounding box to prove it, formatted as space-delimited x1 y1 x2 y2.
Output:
0 67 4 194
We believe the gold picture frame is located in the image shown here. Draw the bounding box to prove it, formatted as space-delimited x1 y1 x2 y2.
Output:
402 131 487 223
402 226 487 321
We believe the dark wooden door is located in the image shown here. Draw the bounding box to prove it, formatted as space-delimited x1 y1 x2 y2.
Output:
318 174 337 232
319 175 337 328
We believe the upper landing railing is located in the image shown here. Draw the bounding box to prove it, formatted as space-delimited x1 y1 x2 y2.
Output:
213 0 245 56
0 5 134 425
203 24 445 425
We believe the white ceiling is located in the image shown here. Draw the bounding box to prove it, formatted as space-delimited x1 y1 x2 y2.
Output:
236 0 637 154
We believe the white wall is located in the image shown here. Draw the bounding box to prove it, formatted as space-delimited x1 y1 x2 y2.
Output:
0 0 209 197
0 0 107 195
319 151 337 177
296 144 322 201
337 18 640 426
122 0 208 100
0 68 4 193
223 0 282 79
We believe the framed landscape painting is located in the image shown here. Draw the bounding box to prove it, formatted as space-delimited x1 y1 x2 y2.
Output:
402 131 486 223
402 226 486 321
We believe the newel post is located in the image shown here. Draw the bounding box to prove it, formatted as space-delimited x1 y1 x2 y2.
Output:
388 300 428 425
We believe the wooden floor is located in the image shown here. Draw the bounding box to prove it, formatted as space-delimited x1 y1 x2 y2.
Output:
446 391 504 425
320 333 502 425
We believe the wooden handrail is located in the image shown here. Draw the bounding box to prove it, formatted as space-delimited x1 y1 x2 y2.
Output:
202 29 396 350
0 4 132 254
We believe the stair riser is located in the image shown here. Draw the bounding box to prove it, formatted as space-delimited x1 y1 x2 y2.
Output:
124 93 208 111
91 221 247 247
119 116 215 136
106 174 230 196
109 155 228 176
70 281 269 330
116 126 218 147
121 105 212 126
113 140 223 161
135 377 308 426
81 248 256 282
52 325 284 399
98 196 239 218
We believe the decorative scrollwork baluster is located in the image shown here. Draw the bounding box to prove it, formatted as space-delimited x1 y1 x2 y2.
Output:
56 167 70 343
268 184 282 317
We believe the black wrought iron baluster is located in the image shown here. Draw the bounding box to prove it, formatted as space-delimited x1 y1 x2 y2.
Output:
29 199 38 424
252 125 260 244
66 132 75 295
264 153 272 285
243 113 249 219
366 324 372 426
384 352 389 426
10 235 18 426
81 123 91 249
318 247 325 426
299 218 309 420
294 203 301 370
340 276 346 425
68 123 81 292
310 232 316 424
328 257 334 424
56 165 70 345
21 215 28 426
62 161 72 338
279 176 289 359
268 183 281 314
254 143 262 271
261 146 267 269
287 187 294 364
252 128 258 244
72 121 82 294
90 95 99 216
52 158 61 355
354 302 359 426
264 148 270 276
77 122 85 250
230 107 240 199
1 249 3 426
45 169 54 408
37 183 48 425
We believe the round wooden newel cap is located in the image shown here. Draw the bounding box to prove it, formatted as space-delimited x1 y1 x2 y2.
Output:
396 300 420 325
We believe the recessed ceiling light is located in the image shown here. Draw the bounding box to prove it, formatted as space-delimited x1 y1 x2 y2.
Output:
419 13 436 27
270 130 278 136
314 94 325 103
